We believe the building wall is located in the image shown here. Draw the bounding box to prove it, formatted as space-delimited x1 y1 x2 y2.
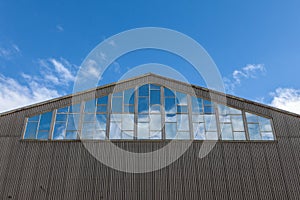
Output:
0 75 299 200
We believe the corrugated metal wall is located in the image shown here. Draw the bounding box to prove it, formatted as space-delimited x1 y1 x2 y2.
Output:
0 74 299 200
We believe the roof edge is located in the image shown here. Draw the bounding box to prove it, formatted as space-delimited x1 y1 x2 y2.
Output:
1 73 299 118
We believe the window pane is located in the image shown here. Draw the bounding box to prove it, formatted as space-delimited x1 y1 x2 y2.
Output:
112 97 122 113
176 92 187 105
177 132 190 140
177 106 188 113
122 131 134 139
96 114 107 130
139 85 149 96
177 114 189 131
192 97 203 113
113 92 122 97
138 97 149 113
206 132 218 140
84 100 96 113
37 131 48 140
53 123 66 140
137 122 149 139
28 115 39 121
192 114 204 122
84 114 95 122
229 107 242 114
111 114 121 122
248 124 261 140
221 124 233 140
165 113 176 122
124 89 134 104
110 122 122 139
150 114 161 130
204 106 214 114
24 122 38 139
166 123 176 139
70 104 81 113
150 90 160 104
150 84 160 90
56 114 67 122
122 114 134 130
65 131 77 140
234 132 246 140
205 115 217 131
165 98 175 113
261 132 274 140
150 105 160 113
67 114 80 130
203 100 212 105
193 123 205 140
150 131 162 139
81 131 93 139
258 117 272 131
124 105 134 113
39 112 53 130
57 107 69 113
94 131 106 140
138 114 149 122
97 96 108 104
164 88 175 97
231 115 245 131
97 105 107 113
219 115 231 123
246 113 258 123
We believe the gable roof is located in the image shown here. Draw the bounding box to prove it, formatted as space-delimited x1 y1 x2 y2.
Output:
0 73 299 118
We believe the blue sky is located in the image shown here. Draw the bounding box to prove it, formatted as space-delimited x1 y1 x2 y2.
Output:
1 0 300 113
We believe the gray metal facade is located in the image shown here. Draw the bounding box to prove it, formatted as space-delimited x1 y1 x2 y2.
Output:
0 74 299 199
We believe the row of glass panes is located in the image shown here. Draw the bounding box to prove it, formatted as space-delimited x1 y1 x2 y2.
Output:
24 85 275 141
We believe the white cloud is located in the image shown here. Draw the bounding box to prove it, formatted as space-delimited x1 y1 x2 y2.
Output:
225 64 266 93
0 57 78 113
270 88 300 114
0 74 60 113
37 58 77 86
49 58 75 82
81 59 102 79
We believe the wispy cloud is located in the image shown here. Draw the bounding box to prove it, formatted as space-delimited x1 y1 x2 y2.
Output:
56 25 64 32
0 43 20 59
0 74 60 113
269 88 300 114
0 57 78 113
224 64 266 93
37 58 77 86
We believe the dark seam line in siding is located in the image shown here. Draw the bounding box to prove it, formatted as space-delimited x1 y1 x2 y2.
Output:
45 144 56 200
287 137 300 185
208 150 216 200
263 145 276 200
30 144 43 200
288 137 300 190
235 145 246 199
275 143 290 200
0 139 16 199
60 143 71 199
248 145 261 199
15 143 28 199
221 143 230 200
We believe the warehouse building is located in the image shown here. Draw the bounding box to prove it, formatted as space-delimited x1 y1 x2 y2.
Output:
0 73 299 199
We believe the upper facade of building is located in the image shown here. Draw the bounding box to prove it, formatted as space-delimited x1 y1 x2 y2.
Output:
1 73 300 200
